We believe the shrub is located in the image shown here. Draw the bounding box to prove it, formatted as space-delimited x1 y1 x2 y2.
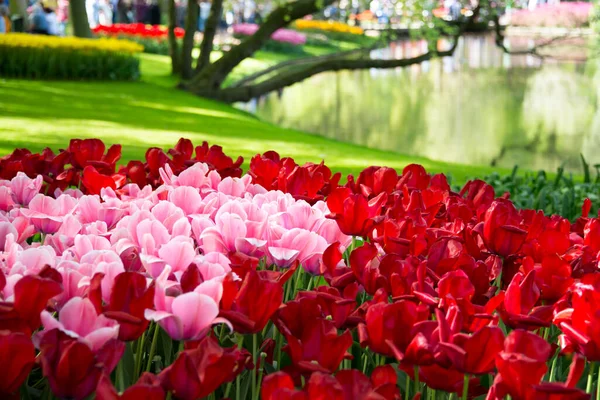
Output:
0 33 143 80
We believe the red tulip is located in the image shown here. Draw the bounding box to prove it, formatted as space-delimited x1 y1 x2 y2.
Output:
358 299 429 358
483 200 528 257
103 272 155 341
0 331 35 398
282 316 352 373
37 329 106 400
438 325 505 374
327 187 387 236
501 270 553 330
492 330 552 399
349 166 399 197
261 371 307 400
194 141 243 178
159 336 248 400
219 270 283 334
0 274 62 335
96 373 165 400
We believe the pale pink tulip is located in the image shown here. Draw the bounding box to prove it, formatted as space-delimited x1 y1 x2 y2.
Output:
39 297 119 352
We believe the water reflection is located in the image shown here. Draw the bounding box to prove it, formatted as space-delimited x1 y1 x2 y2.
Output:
244 34 598 172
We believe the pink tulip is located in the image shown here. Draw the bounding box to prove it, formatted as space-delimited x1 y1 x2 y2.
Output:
39 297 119 352
10 172 43 206
21 194 77 234
145 278 227 341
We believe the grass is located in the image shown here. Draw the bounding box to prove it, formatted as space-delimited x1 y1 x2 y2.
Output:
0 52 506 185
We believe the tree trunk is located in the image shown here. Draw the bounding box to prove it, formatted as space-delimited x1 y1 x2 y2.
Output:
168 0 181 75
70 0 92 38
180 0 199 80
186 0 336 94
195 0 223 74
9 0 29 31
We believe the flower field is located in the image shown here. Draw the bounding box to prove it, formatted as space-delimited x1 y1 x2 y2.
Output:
1 138 599 399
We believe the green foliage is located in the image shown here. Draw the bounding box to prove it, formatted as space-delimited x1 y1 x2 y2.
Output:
483 162 600 220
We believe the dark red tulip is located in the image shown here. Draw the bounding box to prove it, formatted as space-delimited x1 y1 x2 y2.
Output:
103 272 155 341
0 331 35 398
282 317 352 374
438 325 505 374
194 141 243 178
327 187 387 236
159 336 248 400
96 373 164 400
0 274 62 335
358 299 429 358
493 330 551 399
483 200 527 257
219 270 283 334
37 329 105 400
261 371 307 400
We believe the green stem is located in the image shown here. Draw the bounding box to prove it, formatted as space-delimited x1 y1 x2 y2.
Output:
134 332 145 380
116 360 125 392
252 334 258 400
596 363 600 400
587 362 596 394
306 275 315 291
405 373 410 399
362 352 368 373
255 354 265 400
462 374 469 400
224 381 233 398
549 354 558 382
414 366 420 394
145 323 160 372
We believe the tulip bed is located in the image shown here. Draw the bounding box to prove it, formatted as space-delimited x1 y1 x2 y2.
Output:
2 138 600 400
92 24 185 55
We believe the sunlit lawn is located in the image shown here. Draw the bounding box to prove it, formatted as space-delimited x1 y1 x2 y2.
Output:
0 52 506 184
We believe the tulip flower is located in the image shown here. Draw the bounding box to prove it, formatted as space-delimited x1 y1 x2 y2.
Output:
327 187 387 236
39 297 119 352
102 272 155 341
219 270 283 333
159 336 248 400
37 330 109 400
95 373 165 400
0 331 36 399
438 325 505 374
483 200 528 258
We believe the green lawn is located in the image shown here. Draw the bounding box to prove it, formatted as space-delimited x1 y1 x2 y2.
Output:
0 52 506 184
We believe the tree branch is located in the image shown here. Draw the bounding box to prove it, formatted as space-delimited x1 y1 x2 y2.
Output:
187 0 337 90
228 44 380 88
214 41 458 103
196 0 224 74
492 14 578 59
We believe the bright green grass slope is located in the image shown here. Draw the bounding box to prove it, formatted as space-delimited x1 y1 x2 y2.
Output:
0 53 506 184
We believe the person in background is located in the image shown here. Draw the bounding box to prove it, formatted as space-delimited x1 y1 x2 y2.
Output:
198 0 210 31
43 0 60 35
148 0 159 25
116 0 131 22
30 0 50 34
0 7 6 33
0 0 8 33
56 0 68 35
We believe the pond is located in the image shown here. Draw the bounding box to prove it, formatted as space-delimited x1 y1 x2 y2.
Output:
241 34 599 173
